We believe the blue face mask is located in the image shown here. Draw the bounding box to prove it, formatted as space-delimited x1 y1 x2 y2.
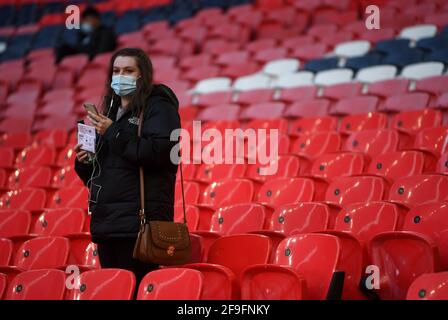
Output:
81 22 93 34
111 75 138 96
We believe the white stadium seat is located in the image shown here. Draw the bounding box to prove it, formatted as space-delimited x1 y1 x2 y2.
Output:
401 62 445 80
233 73 271 91
193 77 232 94
356 65 398 83
399 24 438 42
263 58 300 77
270 71 314 88
334 40 371 58
314 68 354 86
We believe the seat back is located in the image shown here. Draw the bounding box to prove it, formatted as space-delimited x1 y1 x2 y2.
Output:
209 203 266 234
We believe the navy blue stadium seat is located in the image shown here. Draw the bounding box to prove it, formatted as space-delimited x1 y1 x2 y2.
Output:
425 48 448 64
101 11 117 28
304 57 339 72
141 6 169 24
0 5 16 27
15 3 40 26
417 35 448 52
0 33 34 62
32 24 64 49
345 53 383 71
169 8 195 25
114 10 142 34
376 39 411 55
382 49 425 68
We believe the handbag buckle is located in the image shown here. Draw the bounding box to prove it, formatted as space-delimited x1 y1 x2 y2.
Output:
139 209 146 225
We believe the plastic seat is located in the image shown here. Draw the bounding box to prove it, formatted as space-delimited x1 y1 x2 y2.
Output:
194 163 246 184
284 99 331 118
0 238 13 266
436 153 448 174
175 181 200 206
381 93 429 113
289 116 337 136
0 188 46 212
277 85 318 103
263 58 300 77
314 68 354 86
334 40 371 58
413 127 448 156
383 49 424 69
271 72 314 89
67 269 135 300
32 129 68 149
310 152 365 181
241 233 362 300
47 187 89 210
403 202 448 270
340 112 388 135
239 102 285 120
0 273 6 299
291 132 341 160
14 145 56 168
199 179 254 210
407 272 448 300
292 43 328 61
245 154 301 182
51 166 84 188
31 208 85 236
304 57 339 73
55 146 77 168
321 82 363 100
376 39 411 54
388 175 448 207
330 96 379 115
0 132 31 150
325 176 386 207
356 65 398 83
196 104 240 121
193 77 232 94
0 209 31 238
366 78 410 98
6 166 52 190
137 268 203 300
256 177 316 208
4 269 66 300
235 89 275 106
233 73 271 91
334 202 401 243
415 75 448 97
401 62 445 80
368 232 437 300
368 151 425 182
343 129 399 159
391 109 442 135
245 118 289 135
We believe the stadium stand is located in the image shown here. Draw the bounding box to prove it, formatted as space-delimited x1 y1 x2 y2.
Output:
1 0 448 300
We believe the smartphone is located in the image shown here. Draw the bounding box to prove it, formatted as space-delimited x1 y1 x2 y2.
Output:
83 103 99 116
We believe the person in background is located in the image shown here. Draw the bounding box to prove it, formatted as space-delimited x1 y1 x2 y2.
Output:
55 6 117 64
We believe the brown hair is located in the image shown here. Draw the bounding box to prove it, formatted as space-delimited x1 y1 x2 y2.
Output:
101 47 154 117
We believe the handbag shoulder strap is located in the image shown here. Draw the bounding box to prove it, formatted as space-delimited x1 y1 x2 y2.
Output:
137 109 187 224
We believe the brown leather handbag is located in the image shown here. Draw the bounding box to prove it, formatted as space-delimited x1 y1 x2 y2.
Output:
133 111 191 265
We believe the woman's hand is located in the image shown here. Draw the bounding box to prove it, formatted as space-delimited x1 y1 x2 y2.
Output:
74 143 91 164
87 111 113 135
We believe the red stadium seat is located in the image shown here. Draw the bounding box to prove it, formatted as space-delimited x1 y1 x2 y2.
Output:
407 272 448 300
4 269 66 300
14 145 56 168
322 82 363 100
388 175 448 207
256 177 317 207
391 109 442 134
368 150 426 182
197 104 240 121
47 187 89 210
310 152 365 181
175 181 200 206
0 132 31 150
174 205 201 232
67 269 135 300
31 208 85 237
194 91 233 108
0 238 13 266
194 163 246 184
291 132 342 160
334 202 402 243
325 176 386 207
245 118 289 135
277 86 319 104
413 127 448 157
6 166 52 190
67 240 100 271
239 102 286 120
137 268 203 300
245 154 301 182
32 129 69 149
367 79 410 98
368 232 438 300
402 202 448 269
415 75 448 97
0 188 46 212
235 89 275 106
344 129 399 159
0 273 6 299
0 147 15 168
199 179 254 210
289 116 337 136
436 153 448 174
55 146 77 168
339 112 388 135
0 210 31 238
51 166 84 188
330 96 379 116
284 99 331 118
381 93 430 113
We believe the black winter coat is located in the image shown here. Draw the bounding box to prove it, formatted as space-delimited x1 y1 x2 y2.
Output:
74 84 181 243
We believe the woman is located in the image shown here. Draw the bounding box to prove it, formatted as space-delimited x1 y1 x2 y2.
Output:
73 47 181 290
